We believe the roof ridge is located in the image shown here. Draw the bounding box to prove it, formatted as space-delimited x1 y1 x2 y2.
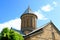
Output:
25 21 54 35
26 21 60 37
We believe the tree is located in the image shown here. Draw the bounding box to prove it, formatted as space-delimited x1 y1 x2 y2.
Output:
10 30 24 40
1 27 10 40
0 27 24 40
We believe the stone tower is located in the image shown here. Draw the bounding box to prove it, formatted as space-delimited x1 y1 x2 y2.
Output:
20 6 37 35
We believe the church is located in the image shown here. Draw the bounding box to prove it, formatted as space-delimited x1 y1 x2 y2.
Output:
12 6 60 40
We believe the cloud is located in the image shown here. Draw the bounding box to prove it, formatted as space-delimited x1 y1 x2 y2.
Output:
52 1 57 7
33 10 48 20
41 1 57 12
0 18 21 32
41 4 53 12
0 11 48 32
0 10 48 32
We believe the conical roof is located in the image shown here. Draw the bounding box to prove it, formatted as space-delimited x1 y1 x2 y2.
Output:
24 6 33 13
21 6 38 19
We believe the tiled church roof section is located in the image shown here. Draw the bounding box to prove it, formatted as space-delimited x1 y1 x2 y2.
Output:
23 6 33 14
11 27 26 36
24 21 60 38
20 6 38 19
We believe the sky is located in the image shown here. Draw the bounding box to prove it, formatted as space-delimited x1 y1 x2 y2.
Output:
0 0 60 32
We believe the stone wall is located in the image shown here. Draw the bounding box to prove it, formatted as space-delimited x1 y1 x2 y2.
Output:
25 23 60 40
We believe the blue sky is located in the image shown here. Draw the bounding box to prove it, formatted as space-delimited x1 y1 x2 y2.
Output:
0 0 60 32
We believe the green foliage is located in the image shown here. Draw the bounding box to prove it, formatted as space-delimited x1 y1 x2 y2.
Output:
0 27 24 40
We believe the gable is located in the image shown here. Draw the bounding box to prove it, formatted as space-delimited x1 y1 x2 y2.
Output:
24 22 60 40
42 22 60 40
43 22 60 35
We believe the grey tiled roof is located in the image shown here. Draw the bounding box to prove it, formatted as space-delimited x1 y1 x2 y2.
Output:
24 21 60 38
11 21 60 38
24 6 33 14
11 27 25 36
